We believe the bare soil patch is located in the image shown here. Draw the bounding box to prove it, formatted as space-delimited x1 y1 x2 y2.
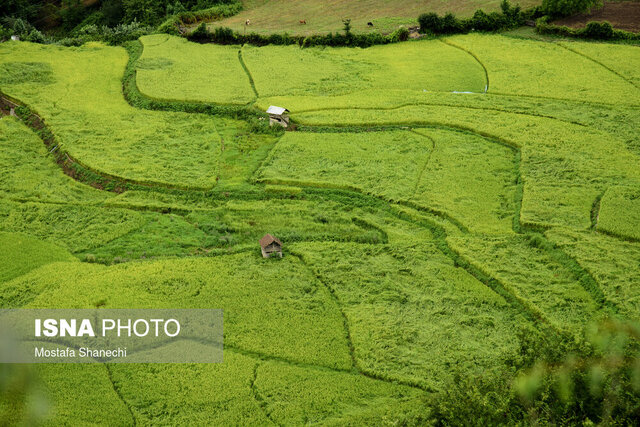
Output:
553 2 640 32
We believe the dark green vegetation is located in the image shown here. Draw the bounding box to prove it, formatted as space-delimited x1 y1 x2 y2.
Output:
418 0 532 35
1 29 639 425
187 19 413 48
536 17 640 41
541 0 601 18
0 0 240 29
0 0 242 46
417 0 639 41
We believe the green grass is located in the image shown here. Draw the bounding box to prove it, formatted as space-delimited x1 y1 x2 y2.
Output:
2 30 640 425
210 0 541 36
597 186 640 241
0 254 352 369
0 61 54 85
133 36 486 105
76 212 217 264
546 227 640 320
257 128 517 233
109 353 270 424
254 88 640 151
0 42 223 189
0 200 147 253
256 130 432 199
42 351 428 425
76 198 387 264
293 241 528 390
255 360 428 424
187 198 386 243
33 365 132 426
0 117 107 204
445 34 640 105
411 128 517 233
243 39 486 98
137 34 255 104
0 232 77 283
449 234 602 332
0 363 132 425
559 41 640 89
292 104 640 230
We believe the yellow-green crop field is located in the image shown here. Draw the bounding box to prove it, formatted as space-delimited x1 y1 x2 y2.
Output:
1 31 639 424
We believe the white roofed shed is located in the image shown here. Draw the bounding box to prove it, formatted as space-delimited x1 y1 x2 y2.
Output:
266 106 290 128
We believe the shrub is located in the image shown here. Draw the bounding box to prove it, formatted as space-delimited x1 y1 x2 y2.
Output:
267 32 291 45
157 17 181 35
24 28 47 43
536 17 640 41
418 13 441 34
353 31 387 47
0 24 11 41
71 10 106 32
75 23 100 37
388 26 409 43
542 0 603 17
57 37 85 47
187 22 210 41
166 1 187 16
106 0 242 27
419 1 525 35
1 17 32 37
160 1 243 35
582 20 614 39
186 20 420 47
431 321 640 425
212 26 236 43
342 18 352 36
101 21 151 45
418 12 468 34
441 13 463 34
13 18 31 35
515 321 640 424
121 0 167 26
243 32 270 46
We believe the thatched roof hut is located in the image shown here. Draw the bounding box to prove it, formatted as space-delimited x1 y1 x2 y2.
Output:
259 234 283 258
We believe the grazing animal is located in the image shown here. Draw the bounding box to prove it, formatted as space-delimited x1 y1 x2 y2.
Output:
245 19 250 25
299 19 307 24
367 22 374 27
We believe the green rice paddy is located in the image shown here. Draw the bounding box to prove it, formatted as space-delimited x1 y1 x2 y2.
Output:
1 30 639 424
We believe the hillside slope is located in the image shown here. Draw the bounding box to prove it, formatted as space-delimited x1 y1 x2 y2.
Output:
212 0 542 35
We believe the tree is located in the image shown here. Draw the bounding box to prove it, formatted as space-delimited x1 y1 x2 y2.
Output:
542 0 603 17
59 0 88 30
102 0 125 27
0 0 43 22
342 18 352 36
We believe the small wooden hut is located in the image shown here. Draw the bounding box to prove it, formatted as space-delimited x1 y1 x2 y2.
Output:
266 106 290 128
259 234 283 258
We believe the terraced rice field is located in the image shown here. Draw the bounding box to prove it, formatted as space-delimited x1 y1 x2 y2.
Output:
137 34 255 104
1 32 639 424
